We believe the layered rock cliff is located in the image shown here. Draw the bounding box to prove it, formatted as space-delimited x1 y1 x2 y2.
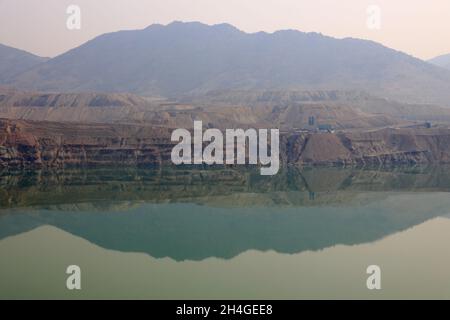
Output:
0 118 174 168
1 118 450 168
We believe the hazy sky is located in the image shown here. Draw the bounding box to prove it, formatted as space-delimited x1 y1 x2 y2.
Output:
0 0 449 60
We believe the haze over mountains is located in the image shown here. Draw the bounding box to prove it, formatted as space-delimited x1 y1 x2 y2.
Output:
2 21 450 106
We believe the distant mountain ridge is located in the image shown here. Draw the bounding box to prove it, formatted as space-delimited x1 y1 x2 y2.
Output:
0 43 48 83
3 21 450 105
429 53 450 70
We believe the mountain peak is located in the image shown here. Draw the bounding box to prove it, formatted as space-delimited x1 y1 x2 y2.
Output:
4 21 450 105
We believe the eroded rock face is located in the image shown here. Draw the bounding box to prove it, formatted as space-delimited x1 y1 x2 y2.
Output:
282 128 450 165
1 118 450 168
0 118 175 168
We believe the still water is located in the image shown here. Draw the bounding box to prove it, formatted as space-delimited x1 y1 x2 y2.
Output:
1 166 450 299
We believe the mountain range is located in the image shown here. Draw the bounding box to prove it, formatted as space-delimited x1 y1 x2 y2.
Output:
2 21 450 106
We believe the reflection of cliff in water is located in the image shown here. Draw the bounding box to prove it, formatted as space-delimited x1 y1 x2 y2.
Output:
1 166 450 261
2 165 450 210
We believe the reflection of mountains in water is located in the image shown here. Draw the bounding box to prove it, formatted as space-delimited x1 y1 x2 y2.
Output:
1 166 450 261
